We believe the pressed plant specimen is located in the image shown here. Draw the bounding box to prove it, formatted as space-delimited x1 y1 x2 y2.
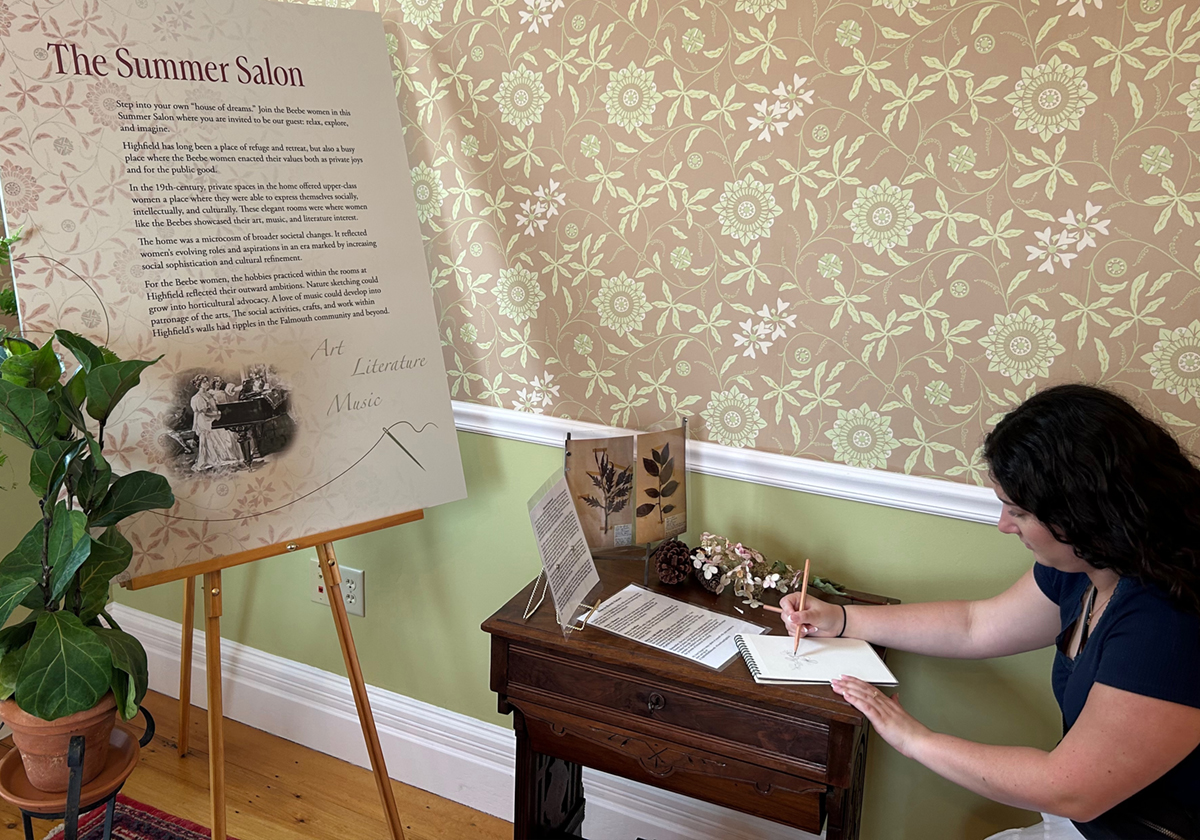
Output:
636 442 678 523
578 448 632 534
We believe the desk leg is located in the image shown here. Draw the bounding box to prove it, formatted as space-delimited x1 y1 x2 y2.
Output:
826 727 868 840
512 710 585 840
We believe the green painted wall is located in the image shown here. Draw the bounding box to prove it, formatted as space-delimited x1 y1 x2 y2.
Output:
0 432 1059 839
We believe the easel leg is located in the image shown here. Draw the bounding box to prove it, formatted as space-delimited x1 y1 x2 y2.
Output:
179 576 196 757
316 543 406 840
204 571 227 840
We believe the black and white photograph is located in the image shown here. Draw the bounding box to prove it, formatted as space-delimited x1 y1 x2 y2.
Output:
162 364 296 476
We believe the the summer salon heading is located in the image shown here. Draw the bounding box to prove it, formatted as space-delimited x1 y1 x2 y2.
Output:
48 43 305 87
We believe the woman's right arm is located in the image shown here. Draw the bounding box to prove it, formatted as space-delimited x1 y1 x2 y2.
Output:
779 567 1061 659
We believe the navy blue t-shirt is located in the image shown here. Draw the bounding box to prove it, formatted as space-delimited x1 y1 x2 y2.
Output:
1034 564 1200 834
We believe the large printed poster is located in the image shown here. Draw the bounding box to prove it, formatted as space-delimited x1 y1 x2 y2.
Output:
0 0 466 581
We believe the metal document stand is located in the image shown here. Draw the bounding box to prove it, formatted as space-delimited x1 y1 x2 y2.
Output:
0 707 155 840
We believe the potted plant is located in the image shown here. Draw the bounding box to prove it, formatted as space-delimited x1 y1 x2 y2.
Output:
0 281 173 789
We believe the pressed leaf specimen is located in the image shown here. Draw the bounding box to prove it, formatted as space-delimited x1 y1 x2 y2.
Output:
579 448 633 534
636 442 678 523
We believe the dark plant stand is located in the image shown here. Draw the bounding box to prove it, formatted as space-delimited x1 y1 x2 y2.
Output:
0 707 154 840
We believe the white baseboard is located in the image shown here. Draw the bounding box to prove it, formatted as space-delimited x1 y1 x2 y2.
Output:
112 603 818 840
452 400 1001 525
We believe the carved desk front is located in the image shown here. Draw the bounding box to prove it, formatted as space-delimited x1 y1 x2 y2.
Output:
482 559 898 840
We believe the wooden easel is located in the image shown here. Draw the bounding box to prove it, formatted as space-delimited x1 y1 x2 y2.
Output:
127 509 424 840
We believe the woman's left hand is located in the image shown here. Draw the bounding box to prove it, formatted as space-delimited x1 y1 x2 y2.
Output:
830 676 931 760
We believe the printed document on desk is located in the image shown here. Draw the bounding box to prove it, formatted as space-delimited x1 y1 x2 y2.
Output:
587 584 767 670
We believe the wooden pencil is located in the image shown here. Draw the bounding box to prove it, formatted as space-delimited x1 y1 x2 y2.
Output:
794 557 810 654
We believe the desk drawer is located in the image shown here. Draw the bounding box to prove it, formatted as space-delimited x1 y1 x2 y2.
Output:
516 699 826 834
507 646 830 775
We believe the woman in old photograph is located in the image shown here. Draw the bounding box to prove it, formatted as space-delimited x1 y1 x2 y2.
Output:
190 374 244 472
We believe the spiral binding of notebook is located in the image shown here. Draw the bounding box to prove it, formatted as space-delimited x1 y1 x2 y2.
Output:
734 635 762 679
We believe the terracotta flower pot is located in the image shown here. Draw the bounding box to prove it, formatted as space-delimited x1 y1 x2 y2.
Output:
0 693 118 792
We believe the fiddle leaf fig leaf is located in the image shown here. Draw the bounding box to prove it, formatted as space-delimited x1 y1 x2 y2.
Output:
50 373 90 435
93 628 147 720
77 528 132 624
0 617 36 658
16 610 113 720
54 330 105 374
90 471 175 528
0 647 26 701
0 334 36 357
110 669 134 721
0 577 38 629
0 339 61 389
0 380 58 448
0 521 48 608
29 438 86 499
84 357 161 424
74 435 112 513
48 504 91 602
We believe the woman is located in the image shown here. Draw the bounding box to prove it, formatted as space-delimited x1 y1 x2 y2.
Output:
782 385 1200 839
189 375 243 472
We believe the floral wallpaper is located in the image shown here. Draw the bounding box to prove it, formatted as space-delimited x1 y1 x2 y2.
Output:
315 0 1193 479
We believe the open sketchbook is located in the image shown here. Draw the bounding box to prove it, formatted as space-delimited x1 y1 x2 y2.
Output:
733 634 898 686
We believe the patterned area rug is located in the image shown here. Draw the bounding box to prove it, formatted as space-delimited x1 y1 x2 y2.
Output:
45 795 238 840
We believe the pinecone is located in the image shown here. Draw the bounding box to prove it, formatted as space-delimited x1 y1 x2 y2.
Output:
691 548 725 593
653 538 692 585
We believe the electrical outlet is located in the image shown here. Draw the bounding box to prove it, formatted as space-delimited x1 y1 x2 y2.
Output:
310 558 366 617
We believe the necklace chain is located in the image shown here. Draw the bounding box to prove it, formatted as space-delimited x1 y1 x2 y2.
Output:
1086 585 1114 628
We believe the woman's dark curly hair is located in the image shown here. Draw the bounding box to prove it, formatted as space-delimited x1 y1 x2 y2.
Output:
984 384 1200 615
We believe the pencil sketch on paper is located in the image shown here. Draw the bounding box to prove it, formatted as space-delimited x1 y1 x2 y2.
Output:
162 364 296 476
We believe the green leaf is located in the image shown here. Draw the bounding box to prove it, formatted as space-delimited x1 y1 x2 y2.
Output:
84 357 161 425
49 505 90 602
90 471 175 528
0 647 26 701
0 335 36 357
0 577 38 629
54 331 105 374
50 374 89 436
0 340 62 390
0 617 37 658
661 479 679 497
77 528 132 624
0 521 47 610
29 438 86 499
16 610 113 720
0 380 59 448
93 628 147 720
74 435 112 512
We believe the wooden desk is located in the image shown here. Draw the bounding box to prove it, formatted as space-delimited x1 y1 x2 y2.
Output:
482 560 897 840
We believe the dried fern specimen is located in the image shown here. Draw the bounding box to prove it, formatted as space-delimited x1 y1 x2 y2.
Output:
579 449 633 534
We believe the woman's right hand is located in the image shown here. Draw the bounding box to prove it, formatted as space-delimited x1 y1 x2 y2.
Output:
779 592 844 638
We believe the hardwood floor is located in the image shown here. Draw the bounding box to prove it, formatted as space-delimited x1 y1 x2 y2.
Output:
0 691 512 840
